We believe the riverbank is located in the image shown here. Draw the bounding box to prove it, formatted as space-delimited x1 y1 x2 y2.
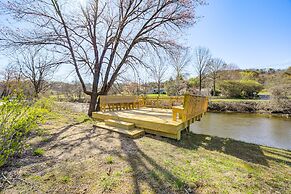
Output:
1 102 290 193
208 99 291 116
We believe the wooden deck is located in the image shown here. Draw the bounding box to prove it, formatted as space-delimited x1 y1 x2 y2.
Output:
93 107 193 140
92 95 208 140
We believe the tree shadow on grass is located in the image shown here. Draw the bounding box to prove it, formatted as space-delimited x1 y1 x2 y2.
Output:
3 120 290 193
151 132 291 167
119 137 187 194
1 119 90 172
119 131 291 193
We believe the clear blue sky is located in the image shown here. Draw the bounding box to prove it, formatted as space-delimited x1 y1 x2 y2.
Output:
1 0 291 80
186 0 291 69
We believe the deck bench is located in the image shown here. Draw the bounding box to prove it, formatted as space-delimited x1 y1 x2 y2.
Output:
99 96 140 112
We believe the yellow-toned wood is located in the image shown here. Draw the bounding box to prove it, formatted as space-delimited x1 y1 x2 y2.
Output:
92 108 184 135
172 106 184 121
93 94 208 141
139 96 184 109
172 95 208 122
94 122 144 138
105 119 135 130
99 95 140 112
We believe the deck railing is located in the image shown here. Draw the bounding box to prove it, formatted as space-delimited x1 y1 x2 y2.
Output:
172 94 208 122
99 95 140 111
99 95 208 122
139 96 184 108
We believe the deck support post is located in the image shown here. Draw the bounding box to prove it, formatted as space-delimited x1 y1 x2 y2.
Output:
186 120 191 133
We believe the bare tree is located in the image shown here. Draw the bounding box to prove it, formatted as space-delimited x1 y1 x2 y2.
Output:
148 57 168 95
17 48 59 97
0 64 21 97
0 0 205 116
208 58 225 96
170 49 191 79
194 46 211 92
170 49 191 95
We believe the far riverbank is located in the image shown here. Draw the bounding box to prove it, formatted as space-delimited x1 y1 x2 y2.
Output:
208 99 291 116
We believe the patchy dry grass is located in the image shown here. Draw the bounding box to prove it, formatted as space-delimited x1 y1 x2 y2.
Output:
1 102 290 193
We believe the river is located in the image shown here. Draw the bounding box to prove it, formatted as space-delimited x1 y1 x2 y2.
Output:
190 112 291 150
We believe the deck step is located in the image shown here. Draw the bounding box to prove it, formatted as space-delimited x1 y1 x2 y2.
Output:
105 119 135 130
95 122 144 138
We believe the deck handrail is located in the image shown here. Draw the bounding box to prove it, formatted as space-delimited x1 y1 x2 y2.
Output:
99 95 208 120
172 94 208 122
99 95 140 111
139 96 184 108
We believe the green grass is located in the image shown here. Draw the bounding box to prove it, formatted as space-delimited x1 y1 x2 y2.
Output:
41 136 51 143
105 156 114 164
138 134 291 193
100 171 123 191
33 148 45 156
3 100 290 194
60 175 71 183
146 94 168 97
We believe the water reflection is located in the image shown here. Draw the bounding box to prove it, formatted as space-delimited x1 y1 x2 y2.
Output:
190 113 291 150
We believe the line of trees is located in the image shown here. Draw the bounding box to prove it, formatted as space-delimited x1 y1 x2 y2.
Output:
2 0 286 114
0 0 206 116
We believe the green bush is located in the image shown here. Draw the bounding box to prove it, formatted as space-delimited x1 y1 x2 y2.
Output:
34 97 54 111
33 148 45 156
219 80 263 98
0 96 48 167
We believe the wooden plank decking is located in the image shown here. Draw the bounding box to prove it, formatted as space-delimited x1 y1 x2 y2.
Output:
92 107 187 140
92 95 208 140
94 122 145 138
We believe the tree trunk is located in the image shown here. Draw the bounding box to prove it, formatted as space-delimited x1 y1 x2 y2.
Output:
199 74 202 92
213 78 216 96
88 93 98 117
158 81 161 96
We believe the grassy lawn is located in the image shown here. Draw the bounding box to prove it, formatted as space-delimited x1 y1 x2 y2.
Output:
146 94 168 97
1 102 290 193
209 98 268 102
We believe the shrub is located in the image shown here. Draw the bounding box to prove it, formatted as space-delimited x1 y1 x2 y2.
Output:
0 96 48 167
268 85 291 113
219 80 263 98
33 148 45 156
33 97 54 111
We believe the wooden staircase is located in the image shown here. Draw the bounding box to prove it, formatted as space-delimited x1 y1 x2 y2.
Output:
94 119 145 138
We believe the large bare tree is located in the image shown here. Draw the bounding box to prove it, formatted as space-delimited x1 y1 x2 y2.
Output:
17 48 60 97
170 48 191 95
194 46 211 92
0 0 205 116
208 57 225 96
148 57 168 95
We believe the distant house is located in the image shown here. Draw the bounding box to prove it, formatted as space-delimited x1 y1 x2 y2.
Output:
258 94 270 100
190 88 211 96
149 88 166 94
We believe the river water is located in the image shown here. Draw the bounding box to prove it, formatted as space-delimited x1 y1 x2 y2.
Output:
190 112 291 150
